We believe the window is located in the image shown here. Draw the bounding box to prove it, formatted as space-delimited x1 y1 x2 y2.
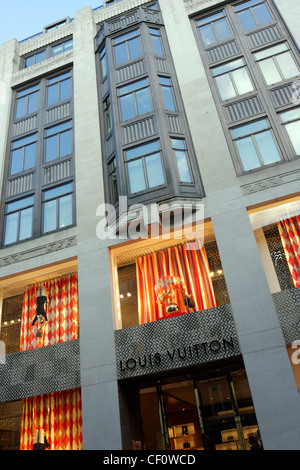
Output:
171 139 192 183
212 59 254 100
15 85 39 119
25 50 45 68
45 19 68 33
4 196 34 245
149 28 164 55
47 72 71 106
234 0 273 31
100 47 108 79
280 108 300 155
43 183 73 233
10 134 36 175
52 39 73 56
119 79 152 121
254 43 299 86
108 158 119 205
159 76 176 111
113 29 142 65
103 96 112 134
45 121 72 162
232 119 281 171
125 141 165 194
196 12 232 46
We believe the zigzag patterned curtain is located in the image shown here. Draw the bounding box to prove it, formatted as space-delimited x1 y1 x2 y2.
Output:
20 274 79 350
136 240 216 324
277 215 300 288
20 389 83 450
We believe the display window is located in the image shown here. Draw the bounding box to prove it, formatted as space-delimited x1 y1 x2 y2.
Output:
112 225 230 329
249 196 300 292
0 272 79 354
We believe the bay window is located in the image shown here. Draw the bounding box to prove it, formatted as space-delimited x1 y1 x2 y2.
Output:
113 29 142 65
119 79 152 121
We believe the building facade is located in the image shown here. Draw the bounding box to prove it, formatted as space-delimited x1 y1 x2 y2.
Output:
0 0 300 451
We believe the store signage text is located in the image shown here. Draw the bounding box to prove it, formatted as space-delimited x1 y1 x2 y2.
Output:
119 336 236 373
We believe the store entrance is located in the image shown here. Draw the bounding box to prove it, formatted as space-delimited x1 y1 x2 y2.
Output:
139 369 260 450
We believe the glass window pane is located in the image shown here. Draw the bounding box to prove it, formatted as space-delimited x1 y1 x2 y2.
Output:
253 3 273 25
213 59 244 76
60 78 71 101
44 200 57 233
232 119 268 138
281 108 300 122
255 130 281 165
126 141 159 160
175 150 192 183
285 121 300 154
136 88 152 115
53 44 63 56
276 52 299 79
47 83 58 106
24 143 36 170
113 30 138 44
19 207 32 240
35 51 44 63
59 129 71 157
199 24 217 46
119 79 148 95
232 68 254 94
64 39 73 51
197 12 224 26
161 86 176 111
11 148 23 175
48 72 70 85
151 35 163 55
12 134 36 149
145 153 165 187
7 196 33 212
234 0 261 11
128 36 142 60
258 58 282 85
18 85 39 98
15 96 27 119
214 18 232 41
114 42 128 65
46 121 70 136
255 43 287 60
27 91 39 114
215 74 236 100
236 136 261 170
45 135 57 162
120 94 136 121
175 150 192 182
128 159 146 193
237 10 257 30
25 56 34 67
59 194 72 228
4 213 18 245
44 183 72 200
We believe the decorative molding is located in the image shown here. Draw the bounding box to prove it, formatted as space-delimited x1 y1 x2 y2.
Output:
241 169 300 196
0 236 77 268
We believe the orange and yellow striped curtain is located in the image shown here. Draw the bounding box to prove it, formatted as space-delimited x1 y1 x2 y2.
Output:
20 274 79 351
278 215 300 288
136 241 216 324
20 389 83 450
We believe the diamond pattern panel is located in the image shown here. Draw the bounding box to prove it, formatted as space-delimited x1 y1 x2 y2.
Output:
273 287 300 345
0 339 80 403
114 305 241 380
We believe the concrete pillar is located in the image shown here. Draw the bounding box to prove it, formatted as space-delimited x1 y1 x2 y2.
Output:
72 7 122 450
212 206 300 450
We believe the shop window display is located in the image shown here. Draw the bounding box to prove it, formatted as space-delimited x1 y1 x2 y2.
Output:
117 239 229 328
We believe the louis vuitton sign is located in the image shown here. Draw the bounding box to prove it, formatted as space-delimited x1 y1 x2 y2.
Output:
114 306 240 379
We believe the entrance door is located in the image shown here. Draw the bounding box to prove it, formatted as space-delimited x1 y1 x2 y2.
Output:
139 369 259 450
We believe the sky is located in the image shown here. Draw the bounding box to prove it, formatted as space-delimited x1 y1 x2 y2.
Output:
0 0 104 46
